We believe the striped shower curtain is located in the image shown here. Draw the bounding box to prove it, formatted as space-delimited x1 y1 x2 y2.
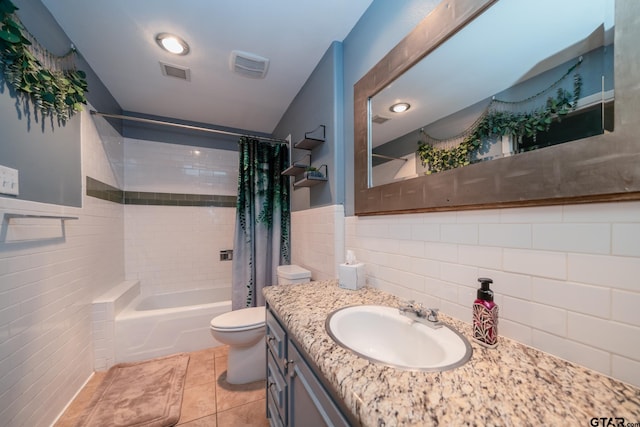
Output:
232 137 290 309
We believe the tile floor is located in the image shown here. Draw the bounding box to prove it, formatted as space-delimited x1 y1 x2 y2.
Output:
54 346 269 427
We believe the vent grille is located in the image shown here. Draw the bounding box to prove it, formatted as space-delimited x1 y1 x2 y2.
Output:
230 50 269 79
372 115 390 124
159 62 191 81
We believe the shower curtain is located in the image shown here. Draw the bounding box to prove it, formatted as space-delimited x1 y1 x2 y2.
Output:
232 136 290 309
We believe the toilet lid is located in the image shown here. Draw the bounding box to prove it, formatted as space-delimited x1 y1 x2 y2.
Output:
210 306 265 330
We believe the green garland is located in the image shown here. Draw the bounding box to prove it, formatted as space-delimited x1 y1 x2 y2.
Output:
0 0 88 122
416 134 472 173
417 69 583 174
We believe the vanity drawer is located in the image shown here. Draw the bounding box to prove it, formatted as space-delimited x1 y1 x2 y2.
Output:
266 308 287 368
267 347 287 426
267 397 284 427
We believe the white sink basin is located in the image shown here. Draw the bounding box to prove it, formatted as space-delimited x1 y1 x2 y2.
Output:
326 305 472 371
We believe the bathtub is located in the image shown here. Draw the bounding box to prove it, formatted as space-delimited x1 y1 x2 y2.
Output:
113 286 231 364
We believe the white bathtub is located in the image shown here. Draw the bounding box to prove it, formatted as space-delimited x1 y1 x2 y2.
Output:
114 287 231 364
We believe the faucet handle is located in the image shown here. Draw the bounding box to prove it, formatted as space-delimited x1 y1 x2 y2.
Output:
426 308 439 322
400 299 417 310
406 300 429 318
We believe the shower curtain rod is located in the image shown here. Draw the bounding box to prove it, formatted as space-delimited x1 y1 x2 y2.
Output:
90 110 289 145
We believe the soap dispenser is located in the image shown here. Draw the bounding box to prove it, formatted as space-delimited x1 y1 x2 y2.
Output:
472 277 499 348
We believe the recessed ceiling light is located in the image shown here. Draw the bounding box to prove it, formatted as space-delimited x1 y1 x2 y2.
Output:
389 102 411 113
156 33 190 55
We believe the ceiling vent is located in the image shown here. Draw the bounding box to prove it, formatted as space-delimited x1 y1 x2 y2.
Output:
230 50 269 79
159 62 191 81
372 115 390 124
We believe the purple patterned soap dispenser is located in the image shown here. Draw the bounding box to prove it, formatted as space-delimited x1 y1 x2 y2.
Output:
472 277 499 348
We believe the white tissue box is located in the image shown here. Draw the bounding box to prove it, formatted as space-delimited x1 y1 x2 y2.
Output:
338 262 366 290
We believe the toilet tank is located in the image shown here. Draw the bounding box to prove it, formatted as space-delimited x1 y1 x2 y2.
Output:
277 265 311 285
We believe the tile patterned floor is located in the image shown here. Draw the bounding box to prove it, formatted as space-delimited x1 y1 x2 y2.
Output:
55 346 269 427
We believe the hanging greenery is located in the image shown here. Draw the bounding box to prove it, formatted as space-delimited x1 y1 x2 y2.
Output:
417 60 583 174
416 131 472 173
0 0 88 122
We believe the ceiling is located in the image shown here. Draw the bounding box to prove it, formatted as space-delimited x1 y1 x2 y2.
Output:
40 0 373 135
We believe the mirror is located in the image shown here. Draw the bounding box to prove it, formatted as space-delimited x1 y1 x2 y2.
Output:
369 0 614 187
354 0 640 215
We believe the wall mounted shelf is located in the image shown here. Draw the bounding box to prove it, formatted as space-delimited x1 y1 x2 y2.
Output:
292 164 328 189
293 176 328 188
294 125 325 150
281 163 308 176
283 125 328 190
281 153 311 176
294 137 324 150
3 213 78 221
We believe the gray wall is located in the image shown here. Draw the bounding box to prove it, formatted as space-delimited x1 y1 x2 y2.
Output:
122 110 275 151
270 1 440 214
341 0 441 216
0 0 121 207
0 85 82 206
272 41 344 212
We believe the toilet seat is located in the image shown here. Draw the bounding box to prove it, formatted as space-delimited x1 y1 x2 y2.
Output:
210 306 265 332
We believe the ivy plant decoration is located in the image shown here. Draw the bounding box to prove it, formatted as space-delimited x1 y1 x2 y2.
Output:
417 60 583 174
417 129 473 173
0 0 88 122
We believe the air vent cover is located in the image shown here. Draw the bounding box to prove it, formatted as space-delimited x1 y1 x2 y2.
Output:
230 50 269 79
160 62 191 81
372 115 390 124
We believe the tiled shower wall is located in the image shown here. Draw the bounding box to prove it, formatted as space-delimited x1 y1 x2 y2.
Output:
344 202 640 388
0 108 125 426
123 138 238 295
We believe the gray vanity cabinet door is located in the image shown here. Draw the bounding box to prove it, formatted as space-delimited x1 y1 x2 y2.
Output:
267 351 287 426
267 308 288 426
267 309 288 369
287 341 350 427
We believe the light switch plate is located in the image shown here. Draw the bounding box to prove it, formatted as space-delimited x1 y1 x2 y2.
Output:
0 165 19 196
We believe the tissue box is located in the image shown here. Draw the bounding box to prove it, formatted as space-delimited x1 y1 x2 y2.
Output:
338 262 366 290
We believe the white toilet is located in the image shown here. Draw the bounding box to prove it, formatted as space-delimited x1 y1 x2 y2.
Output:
210 264 311 384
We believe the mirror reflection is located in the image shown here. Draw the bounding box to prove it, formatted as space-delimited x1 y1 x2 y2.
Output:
369 0 615 187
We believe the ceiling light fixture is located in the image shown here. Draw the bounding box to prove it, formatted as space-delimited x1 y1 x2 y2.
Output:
155 33 190 55
389 102 411 113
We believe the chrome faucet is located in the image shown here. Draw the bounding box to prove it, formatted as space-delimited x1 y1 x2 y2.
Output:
399 301 442 329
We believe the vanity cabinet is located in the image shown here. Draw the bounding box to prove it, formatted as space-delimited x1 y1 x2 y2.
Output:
266 309 288 426
266 306 351 427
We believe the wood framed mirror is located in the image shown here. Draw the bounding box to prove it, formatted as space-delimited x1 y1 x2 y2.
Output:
354 0 640 215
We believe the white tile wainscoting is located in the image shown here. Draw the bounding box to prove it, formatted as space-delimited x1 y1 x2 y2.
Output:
0 108 126 426
344 202 640 388
291 204 345 281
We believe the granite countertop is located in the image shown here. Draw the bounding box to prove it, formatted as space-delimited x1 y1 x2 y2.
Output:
263 280 640 426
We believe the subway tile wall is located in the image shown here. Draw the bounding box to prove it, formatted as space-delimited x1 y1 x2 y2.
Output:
124 205 236 295
344 202 640 387
124 138 238 195
291 204 345 281
0 109 125 426
123 138 238 295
